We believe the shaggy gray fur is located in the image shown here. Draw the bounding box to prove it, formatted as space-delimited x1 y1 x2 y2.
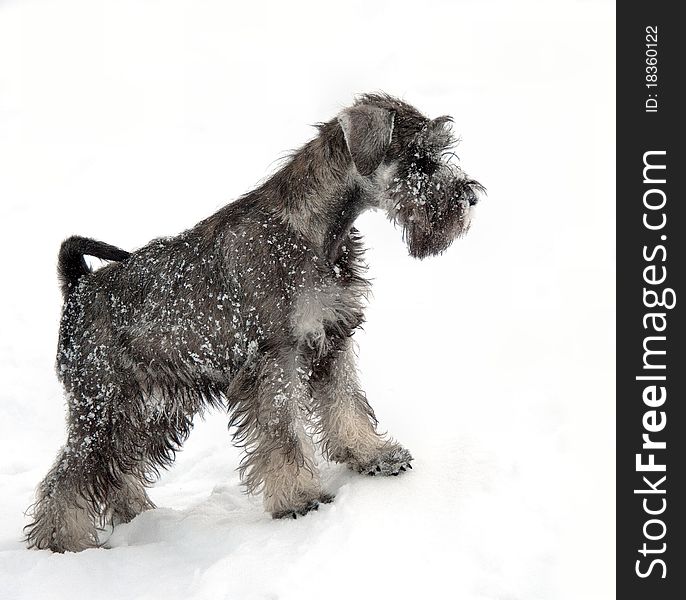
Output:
25 93 483 552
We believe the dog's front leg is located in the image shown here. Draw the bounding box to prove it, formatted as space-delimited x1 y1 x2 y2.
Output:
236 349 331 519
311 338 413 476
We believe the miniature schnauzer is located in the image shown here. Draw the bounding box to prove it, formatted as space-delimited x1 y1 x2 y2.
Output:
25 93 483 552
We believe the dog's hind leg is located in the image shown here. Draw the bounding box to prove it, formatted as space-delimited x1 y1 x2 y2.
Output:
103 382 201 525
106 472 155 526
311 338 413 476
25 382 161 551
26 441 154 551
26 379 123 552
230 349 330 519
24 442 101 552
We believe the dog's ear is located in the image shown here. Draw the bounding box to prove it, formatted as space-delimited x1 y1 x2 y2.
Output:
338 105 395 176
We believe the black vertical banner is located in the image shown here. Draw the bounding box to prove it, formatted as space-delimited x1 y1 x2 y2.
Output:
617 4 685 597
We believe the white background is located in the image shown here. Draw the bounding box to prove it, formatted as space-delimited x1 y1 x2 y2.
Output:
0 1 615 599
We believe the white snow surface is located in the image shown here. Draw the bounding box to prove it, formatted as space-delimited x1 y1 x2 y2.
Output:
0 1 615 599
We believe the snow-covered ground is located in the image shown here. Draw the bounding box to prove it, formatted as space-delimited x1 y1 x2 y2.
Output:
0 1 615 598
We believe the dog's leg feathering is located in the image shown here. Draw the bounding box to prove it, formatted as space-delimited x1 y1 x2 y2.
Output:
312 338 413 476
232 350 330 519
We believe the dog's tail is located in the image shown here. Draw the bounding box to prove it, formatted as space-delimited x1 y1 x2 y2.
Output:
58 236 131 298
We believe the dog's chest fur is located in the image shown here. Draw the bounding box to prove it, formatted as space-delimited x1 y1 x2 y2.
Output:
291 276 363 357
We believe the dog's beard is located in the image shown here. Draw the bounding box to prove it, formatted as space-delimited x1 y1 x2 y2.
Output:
386 163 483 259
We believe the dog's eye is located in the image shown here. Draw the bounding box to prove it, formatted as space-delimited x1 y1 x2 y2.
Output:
412 152 439 176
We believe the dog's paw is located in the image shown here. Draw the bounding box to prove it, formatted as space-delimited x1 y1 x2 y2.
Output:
271 493 335 520
356 445 413 477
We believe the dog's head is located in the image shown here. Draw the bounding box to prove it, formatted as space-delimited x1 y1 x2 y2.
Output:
338 93 484 258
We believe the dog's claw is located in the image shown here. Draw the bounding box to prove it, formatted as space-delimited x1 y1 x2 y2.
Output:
355 446 413 477
274 496 331 520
